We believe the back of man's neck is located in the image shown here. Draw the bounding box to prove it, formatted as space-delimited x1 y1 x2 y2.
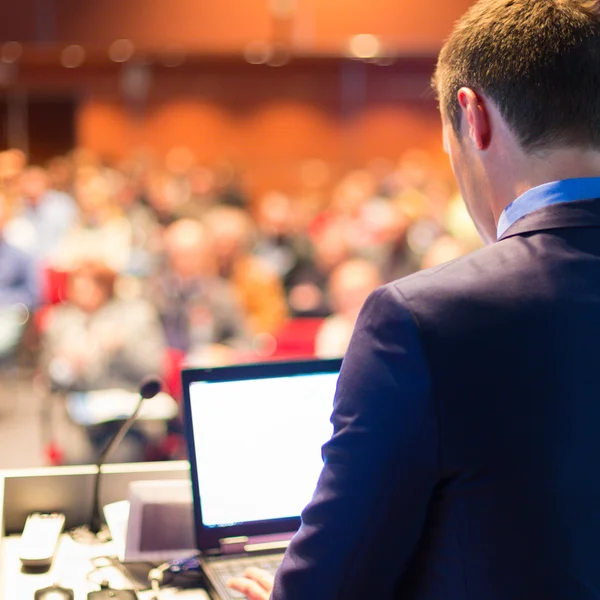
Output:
493 147 600 221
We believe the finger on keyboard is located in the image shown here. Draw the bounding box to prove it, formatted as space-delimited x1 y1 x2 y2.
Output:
227 576 270 600
243 567 275 590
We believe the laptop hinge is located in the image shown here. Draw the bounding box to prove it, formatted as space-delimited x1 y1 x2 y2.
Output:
219 532 294 555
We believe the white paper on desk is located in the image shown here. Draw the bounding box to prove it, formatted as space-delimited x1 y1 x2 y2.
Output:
103 500 130 562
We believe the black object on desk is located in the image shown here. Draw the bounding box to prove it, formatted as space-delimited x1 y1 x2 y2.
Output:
88 590 136 599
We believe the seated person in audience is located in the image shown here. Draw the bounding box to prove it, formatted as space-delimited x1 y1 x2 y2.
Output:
212 161 249 209
40 261 167 462
113 170 162 277
315 259 382 358
0 195 39 360
41 261 165 392
145 170 188 227
285 220 353 318
46 155 75 194
310 170 379 258
185 164 219 218
253 191 312 281
5 166 78 263
149 218 250 365
52 169 133 273
378 200 422 283
0 148 26 200
203 205 288 336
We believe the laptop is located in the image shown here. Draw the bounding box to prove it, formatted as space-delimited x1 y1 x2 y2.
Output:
182 358 343 600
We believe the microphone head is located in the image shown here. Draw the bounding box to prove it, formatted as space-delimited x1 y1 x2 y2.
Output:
139 376 162 399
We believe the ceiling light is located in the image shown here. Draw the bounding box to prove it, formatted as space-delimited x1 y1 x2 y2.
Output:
61 45 85 68
348 34 381 59
109 39 135 63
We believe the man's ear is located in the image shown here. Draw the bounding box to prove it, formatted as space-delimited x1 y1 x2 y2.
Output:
457 87 491 150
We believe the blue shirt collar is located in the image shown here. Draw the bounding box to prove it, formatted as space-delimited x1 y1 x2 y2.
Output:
497 177 600 239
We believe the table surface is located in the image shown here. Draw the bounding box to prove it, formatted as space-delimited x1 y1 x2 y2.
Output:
1 534 211 600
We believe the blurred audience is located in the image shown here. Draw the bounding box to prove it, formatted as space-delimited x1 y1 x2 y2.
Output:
52 170 133 273
315 259 383 358
40 261 168 463
285 220 353 317
113 171 162 276
204 205 288 336
0 193 39 361
145 170 189 227
5 166 77 262
41 261 164 392
149 218 249 364
0 144 479 463
0 149 27 199
378 199 421 282
253 191 311 281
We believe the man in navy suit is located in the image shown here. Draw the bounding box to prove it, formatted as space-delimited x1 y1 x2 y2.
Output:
229 0 600 598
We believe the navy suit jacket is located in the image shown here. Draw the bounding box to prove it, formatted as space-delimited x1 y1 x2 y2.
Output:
272 199 600 600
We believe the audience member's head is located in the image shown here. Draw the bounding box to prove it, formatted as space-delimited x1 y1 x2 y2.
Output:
163 218 214 279
67 261 117 313
188 165 216 199
20 167 49 204
73 170 119 221
328 259 382 321
146 170 187 221
255 192 295 237
46 156 74 192
203 205 255 267
313 221 352 273
0 147 25 177
331 170 375 215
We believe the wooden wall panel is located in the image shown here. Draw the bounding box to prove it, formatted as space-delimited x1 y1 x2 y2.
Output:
53 0 271 51
77 95 446 197
77 100 134 161
298 0 475 53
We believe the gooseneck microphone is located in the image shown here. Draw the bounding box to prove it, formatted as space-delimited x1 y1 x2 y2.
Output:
88 376 162 535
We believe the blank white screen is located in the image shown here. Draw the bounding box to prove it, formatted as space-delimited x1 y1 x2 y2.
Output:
189 372 338 527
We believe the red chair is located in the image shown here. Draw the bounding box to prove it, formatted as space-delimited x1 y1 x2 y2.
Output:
41 266 70 305
163 347 185 402
34 267 70 333
269 317 325 359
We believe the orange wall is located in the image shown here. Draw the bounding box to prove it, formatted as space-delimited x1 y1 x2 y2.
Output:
78 95 447 197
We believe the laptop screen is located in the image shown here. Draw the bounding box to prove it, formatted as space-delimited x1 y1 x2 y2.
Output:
182 359 342 551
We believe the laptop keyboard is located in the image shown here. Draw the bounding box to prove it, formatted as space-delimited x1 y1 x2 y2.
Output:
210 555 283 599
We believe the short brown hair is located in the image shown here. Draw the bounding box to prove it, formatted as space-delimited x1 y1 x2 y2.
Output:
68 261 117 299
434 0 600 152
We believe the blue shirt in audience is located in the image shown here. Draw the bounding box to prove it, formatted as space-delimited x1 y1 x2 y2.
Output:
5 190 78 262
0 238 39 308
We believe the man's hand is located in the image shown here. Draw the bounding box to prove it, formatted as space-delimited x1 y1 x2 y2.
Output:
227 567 274 600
